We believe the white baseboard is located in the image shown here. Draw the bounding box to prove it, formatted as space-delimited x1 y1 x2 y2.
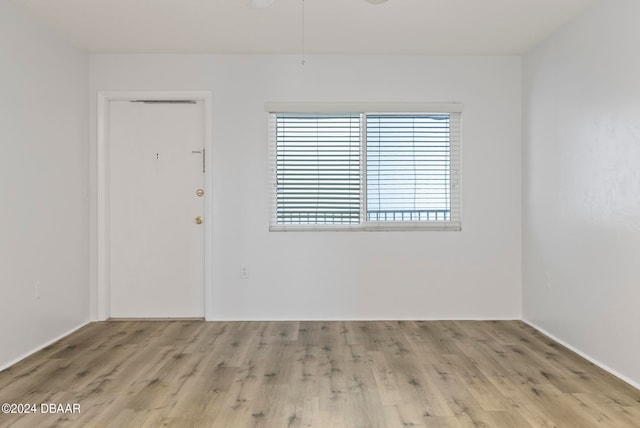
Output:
209 317 520 322
523 319 640 391
0 322 91 372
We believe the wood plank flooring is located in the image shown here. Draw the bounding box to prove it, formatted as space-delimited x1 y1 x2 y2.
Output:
0 321 638 427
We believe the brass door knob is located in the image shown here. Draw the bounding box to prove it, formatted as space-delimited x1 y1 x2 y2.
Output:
195 216 204 224
196 189 204 197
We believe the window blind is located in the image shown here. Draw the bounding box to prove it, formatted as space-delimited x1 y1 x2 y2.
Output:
273 113 361 226
267 104 462 231
366 114 452 222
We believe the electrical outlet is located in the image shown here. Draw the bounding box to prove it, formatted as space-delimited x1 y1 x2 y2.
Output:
240 265 249 279
545 272 551 289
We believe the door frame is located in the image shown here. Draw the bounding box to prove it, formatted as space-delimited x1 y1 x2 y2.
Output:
94 91 213 321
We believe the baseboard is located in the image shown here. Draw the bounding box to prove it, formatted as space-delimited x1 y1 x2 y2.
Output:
205 317 521 322
0 322 91 372
209 317 520 322
523 319 640 391
108 317 204 321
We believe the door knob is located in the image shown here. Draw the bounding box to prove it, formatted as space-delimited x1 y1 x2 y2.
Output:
196 189 204 197
195 216 204 224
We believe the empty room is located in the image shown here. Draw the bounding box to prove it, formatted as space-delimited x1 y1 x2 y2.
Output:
1 0 639 426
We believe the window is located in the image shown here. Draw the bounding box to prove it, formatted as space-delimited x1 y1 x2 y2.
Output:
268 103 462 231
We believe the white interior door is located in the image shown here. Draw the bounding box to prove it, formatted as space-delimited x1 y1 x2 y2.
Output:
108 100 205 318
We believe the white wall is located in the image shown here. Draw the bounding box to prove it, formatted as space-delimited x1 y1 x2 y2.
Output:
90 54 522 321
523 0 640 387
0 0 90 369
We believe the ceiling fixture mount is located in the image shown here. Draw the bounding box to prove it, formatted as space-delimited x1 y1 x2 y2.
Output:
247 0 274 8
248 0 387 8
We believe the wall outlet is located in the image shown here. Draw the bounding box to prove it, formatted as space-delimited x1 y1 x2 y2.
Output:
545 272 551 289
240 265 249 279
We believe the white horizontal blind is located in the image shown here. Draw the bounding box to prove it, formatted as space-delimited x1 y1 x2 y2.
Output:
272 113 361 226
267 103 462 231
366 114 452 222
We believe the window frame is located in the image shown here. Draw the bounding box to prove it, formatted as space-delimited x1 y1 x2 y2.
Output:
266 102 462 232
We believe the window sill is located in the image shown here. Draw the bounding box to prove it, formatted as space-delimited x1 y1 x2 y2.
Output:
269 221 461 232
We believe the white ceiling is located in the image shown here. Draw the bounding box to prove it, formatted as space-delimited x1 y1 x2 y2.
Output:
10 0 595 55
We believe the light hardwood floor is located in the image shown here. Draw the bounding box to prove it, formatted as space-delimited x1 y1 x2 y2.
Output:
0 321 638 427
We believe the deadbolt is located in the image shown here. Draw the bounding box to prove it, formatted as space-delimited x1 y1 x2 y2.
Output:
195 216 204 224
196 189 204 197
